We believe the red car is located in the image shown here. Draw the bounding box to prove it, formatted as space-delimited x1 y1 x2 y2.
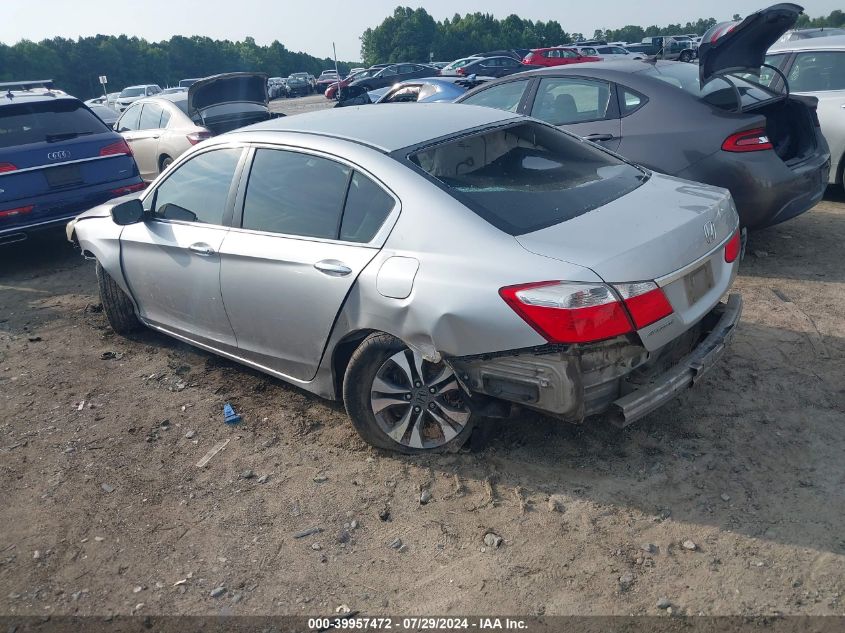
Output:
325 69 377 100
523 47 601 67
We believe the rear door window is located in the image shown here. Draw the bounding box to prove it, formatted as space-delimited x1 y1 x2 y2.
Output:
139 103 163 130
151 148 243 225
460 79 531 113
531 77 612 125
408 121 644 235
241 149 350 239
788 51 845 91
0 99 107 148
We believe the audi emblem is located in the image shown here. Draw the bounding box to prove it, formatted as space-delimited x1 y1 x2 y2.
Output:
47 150 71 161
703 221 717 244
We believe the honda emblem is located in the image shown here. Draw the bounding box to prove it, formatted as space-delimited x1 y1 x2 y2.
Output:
703 221 716 244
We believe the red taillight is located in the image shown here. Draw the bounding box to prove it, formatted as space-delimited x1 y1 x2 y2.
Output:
724 230 741 263
187 130 213 145
0 205 33 219
110 182 147 196
100 139 133 157
722 128 773 152
612 282 674 329
501 280 675 343
499 281 634 344
0 162 17 173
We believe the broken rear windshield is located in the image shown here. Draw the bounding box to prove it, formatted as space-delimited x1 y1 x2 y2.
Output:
407 121 646 235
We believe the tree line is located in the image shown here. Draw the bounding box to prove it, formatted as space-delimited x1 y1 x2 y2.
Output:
0 35 359 100
360 7 845 65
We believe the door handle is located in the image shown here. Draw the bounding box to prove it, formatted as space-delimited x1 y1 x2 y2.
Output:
314 260 352 276
189 243 215 256
584 133 614 142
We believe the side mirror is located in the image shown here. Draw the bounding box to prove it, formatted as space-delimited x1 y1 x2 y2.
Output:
111 198 145 225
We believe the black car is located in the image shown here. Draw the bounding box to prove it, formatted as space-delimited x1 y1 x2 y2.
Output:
472 49 531 61
345 64 439 94
457 4 830 229
455 56 536 78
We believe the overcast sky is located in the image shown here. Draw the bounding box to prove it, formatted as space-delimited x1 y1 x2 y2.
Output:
2 1 840 59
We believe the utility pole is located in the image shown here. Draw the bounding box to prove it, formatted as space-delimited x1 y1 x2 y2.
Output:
333 42 340 79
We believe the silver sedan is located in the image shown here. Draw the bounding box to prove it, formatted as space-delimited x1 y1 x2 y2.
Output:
67 104 742 453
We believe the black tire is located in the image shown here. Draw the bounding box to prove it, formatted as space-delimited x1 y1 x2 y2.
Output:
679 50 693 63
342 332 475 454
96 261 141 335
159 155 173 172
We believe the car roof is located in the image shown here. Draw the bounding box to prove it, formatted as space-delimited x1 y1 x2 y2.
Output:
514 58 657 76
234 103 519 152
769 34 845 52
1 91 78 106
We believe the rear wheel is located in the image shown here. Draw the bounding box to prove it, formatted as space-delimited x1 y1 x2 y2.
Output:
343 333 475 453
159 155 173 173
96 261 141 335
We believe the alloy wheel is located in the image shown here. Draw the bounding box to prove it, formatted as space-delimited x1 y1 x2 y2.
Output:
370 348 470 450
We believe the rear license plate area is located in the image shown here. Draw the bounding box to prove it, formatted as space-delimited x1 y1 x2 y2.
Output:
683 261 715 306
45 164 83 189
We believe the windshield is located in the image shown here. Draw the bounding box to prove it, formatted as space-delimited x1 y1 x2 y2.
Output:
407 121 645 235
641 62 780 110
0 100 107 148
119 87 147 98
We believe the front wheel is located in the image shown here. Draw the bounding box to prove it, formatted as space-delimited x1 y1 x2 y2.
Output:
96 261 141 335
343 333 475 453
679 50 693 63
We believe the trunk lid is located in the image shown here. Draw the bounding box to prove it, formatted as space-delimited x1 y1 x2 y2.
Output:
187 73 268 120
698 3 803 84
514 173 738 283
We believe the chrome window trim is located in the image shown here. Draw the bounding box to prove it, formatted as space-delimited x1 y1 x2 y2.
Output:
0 154 125 176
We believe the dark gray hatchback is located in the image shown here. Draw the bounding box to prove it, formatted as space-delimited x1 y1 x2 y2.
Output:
456 3 830 229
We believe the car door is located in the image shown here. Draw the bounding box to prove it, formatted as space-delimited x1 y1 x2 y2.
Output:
376 66 399 88
497 57 523 76
123 102 164 181
219 146 398 381
409 64 434 79
120 146 246 350
527 76 621 151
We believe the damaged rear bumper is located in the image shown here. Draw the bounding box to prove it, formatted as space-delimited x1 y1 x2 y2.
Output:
451 293 742 426
608 293 742 426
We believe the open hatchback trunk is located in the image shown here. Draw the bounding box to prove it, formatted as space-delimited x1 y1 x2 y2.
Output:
698 4 820 164
187 72 277 134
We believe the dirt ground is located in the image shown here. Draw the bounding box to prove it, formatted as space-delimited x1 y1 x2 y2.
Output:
1 170 844 617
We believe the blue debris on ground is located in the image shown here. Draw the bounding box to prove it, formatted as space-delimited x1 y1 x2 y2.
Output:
223 402 242 425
